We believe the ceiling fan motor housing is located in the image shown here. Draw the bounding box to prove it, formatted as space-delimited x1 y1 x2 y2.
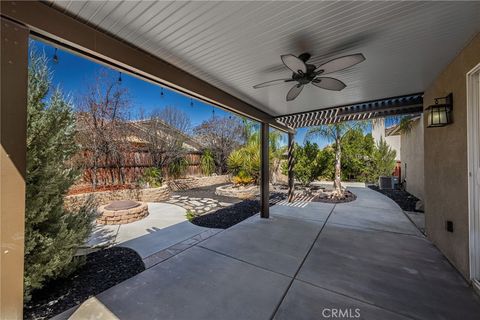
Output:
293 63 317 84
298 52 311 62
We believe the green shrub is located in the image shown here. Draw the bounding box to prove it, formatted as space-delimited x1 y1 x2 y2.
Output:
138 167 163 188
281 141 321 186
168 157 189 179
317 146 335 180
200 149 216 176
185 210 197 221
340 129 375 181
24 50 96 300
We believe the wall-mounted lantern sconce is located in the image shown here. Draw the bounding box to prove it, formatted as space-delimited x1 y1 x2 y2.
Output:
426 93 453 127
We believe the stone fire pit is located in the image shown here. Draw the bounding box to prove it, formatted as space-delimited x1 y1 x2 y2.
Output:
97 200 149 225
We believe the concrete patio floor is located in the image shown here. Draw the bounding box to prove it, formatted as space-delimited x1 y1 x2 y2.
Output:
87 202 212 259
66 187 480 320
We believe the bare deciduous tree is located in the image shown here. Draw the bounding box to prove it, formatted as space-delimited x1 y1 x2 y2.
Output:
137 106 191 175
76 71 131 188
194 116 245 174
156 105 191 134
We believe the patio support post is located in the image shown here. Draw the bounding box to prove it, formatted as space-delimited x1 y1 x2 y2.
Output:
288 132 295 202
260 122 269 218
0 17 29 319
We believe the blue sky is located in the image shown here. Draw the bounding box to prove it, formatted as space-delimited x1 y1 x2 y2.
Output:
30 38 334 147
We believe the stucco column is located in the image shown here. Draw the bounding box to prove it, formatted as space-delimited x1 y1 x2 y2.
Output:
287 132 295 202
260 122 269 218
0 17 29 319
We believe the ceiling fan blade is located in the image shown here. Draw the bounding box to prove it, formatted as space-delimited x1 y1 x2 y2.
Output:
315 53 365 74
312 77 346 91
281 54 307 74
286 84 304 101
253 78 292 89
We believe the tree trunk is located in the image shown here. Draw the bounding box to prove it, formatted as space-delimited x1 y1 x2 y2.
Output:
92 154 98 191
333 137 342 195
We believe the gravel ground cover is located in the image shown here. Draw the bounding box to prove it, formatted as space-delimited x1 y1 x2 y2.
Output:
24 247 144 320
190 192 286 229
368 185 423 212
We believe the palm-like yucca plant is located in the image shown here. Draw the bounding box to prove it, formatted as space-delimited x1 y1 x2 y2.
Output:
200 149 216 176
168 157 189 179
227 141 260 184
227 127 284 185
138 167 163 188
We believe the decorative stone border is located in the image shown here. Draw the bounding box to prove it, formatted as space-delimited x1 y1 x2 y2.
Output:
66 176 231 209
65 185 170 209
215 184 259 199
167 175 230 191
97 202 149 225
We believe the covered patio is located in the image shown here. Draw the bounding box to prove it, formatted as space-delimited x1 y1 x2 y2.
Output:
57 187 480 320
1 1 480 319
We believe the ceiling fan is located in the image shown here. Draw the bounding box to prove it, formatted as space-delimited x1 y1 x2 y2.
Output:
253 53 365 101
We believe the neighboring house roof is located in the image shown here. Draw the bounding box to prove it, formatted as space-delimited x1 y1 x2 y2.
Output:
130 119 204 151
385 125 401 137
74 113 204 152
385 115 421 137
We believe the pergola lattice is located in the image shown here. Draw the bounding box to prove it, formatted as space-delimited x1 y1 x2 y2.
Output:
275 93 424 129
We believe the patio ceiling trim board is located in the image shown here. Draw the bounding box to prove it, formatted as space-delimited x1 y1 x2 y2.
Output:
275 93 424 128
0 1 293 133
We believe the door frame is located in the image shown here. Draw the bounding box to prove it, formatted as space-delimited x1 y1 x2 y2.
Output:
468 62 480 291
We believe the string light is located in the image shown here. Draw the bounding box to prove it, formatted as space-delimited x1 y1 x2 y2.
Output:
160 87 164 97
212 108 215 119
118 72 122 83
53 48 59 64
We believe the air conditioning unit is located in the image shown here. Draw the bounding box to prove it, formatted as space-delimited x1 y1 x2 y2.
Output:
379 176 393 190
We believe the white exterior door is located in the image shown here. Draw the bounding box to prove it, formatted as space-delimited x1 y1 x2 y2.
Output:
468 63 480 289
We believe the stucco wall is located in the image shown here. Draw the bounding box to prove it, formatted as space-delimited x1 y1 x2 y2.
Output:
385 135 401 161
371 118 386 143
401 116 424 200
373 118 401 161
424 33 480 279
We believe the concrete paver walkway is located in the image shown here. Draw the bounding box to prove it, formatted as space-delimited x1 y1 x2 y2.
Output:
166 195 234 215
67 187 480 320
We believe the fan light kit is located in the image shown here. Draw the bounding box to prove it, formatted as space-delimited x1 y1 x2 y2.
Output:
253 52 365 101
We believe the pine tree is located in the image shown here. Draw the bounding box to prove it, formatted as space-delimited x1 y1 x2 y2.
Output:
24 49 96 300
370 137 397 181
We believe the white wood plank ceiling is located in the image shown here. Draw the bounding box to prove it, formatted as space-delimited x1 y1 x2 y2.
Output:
46 1 480 117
